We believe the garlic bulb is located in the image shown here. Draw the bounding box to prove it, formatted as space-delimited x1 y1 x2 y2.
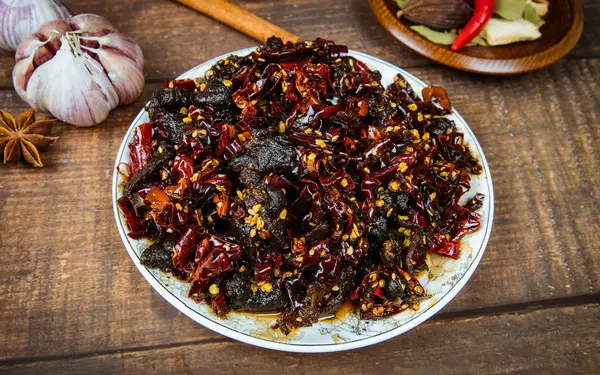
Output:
13 14 145 127
0 0 71 52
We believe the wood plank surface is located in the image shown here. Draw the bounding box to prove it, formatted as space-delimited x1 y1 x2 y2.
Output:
0 0 599 88
1 0 600 371
2 304 598 374
1 58 600 362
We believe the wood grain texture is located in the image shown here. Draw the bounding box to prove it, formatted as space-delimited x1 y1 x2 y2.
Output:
1 58 600 364
0 0 599 88
370 0 584 75
174 0 301 44
1 0 600 371
2 304 599 374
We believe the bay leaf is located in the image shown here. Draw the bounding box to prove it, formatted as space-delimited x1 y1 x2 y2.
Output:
410 25 489 47
410 25 456 45
494 0 529 20
468 35 489 46
394 0 409 9
523 3 545 28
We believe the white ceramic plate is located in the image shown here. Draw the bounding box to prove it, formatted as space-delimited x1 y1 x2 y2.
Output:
112 47 494 353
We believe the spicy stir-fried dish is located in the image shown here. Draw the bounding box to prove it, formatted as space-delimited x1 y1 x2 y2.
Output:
117 37 484 334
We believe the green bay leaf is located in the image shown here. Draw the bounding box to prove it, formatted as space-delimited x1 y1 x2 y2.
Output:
394 0 408 9
523 3 545 28
410 25 456 45
495 0 529 20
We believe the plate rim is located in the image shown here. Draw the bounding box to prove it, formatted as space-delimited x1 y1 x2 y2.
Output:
112 47 495 353
368 0 584 75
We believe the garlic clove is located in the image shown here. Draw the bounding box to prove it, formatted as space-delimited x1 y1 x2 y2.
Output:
70 13 117 34
94 32 144 67
94 47 145 105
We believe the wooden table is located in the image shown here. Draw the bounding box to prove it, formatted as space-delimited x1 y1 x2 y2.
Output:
1 0 599 373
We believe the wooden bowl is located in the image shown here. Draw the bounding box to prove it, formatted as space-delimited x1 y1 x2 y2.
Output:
369 0 584 75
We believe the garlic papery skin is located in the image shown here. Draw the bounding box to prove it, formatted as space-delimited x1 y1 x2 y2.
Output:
13 14 145 127
0 0 71 52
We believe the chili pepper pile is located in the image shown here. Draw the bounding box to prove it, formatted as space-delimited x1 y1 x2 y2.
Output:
117 37 484 334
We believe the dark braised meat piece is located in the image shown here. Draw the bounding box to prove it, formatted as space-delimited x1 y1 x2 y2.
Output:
265 36 284 49
229 135 297 181
223 273 287 312
428 117 456 136
385 274 409 301
228 184 287 260
159 112 185 145
146 88 193 116
194 78 236 123
122 145 175 197
140 236 176 272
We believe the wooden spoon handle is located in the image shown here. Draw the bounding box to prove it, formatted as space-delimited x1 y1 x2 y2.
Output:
174 0 301 44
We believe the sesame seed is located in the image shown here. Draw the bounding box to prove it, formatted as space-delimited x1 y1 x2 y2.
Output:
341 178 349 187
332 285 340 291
236 190 244 200
375 199 385 207
260 283 273 293
250 284 258 293
399 162 408 173
209 284 220 296
386 208 393 217
250 229 257 238
342 234 349 241
239 265 246 272
315 139 327 148
223 80 232 87
331 135 339 142
408 103 418 111
279 209 287 220
346 246 354 255
279 121 286 133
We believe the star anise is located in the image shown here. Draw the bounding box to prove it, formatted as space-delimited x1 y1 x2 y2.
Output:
0 109 58 167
